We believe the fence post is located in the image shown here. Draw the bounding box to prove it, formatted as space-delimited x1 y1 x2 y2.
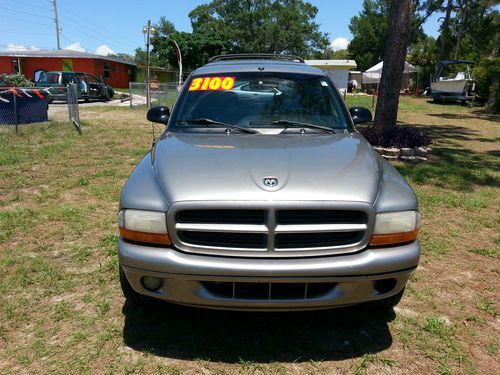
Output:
129 82 132 109
13 91 19 135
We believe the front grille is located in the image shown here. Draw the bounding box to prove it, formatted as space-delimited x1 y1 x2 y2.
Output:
170 204 371 257
275 231 364 249
202 281 338 300
178 231 267 249
277 210 366 224
177 209 266 224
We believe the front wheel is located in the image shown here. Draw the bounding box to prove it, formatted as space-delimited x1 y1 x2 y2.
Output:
368 288 405 310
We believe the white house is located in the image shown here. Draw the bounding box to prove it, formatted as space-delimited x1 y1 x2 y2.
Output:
304 59 357 92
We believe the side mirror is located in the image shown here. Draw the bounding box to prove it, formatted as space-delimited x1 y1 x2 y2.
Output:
349 106 373 125
147 106 170 126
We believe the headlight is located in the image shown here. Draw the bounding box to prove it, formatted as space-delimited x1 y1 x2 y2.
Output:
369 210 420 246
118 209 171 245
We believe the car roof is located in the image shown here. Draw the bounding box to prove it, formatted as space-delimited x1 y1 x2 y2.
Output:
193 59 327 77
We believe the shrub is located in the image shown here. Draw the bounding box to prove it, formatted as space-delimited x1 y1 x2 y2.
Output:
359 126 432 148
1 74 33 87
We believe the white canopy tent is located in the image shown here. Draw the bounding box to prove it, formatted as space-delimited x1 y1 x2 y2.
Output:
362 61 417 84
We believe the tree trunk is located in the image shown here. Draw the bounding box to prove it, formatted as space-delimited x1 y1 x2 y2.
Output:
374 0 413 146
440 0 453 60
453 3 469 60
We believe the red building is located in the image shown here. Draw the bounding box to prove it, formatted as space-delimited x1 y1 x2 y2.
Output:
0 50 136 88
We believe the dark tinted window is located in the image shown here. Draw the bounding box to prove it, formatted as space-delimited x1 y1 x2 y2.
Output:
61 73 78 85
38 72 60 84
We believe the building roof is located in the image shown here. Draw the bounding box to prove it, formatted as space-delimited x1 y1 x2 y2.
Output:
304 59 357 68
0 49 136 66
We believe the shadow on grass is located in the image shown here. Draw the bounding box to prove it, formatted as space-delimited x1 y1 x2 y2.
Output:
391 121 499 191
396 146 498 191
122 302 395 363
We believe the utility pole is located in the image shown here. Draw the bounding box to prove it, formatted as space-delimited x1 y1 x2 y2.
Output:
142 20 155 107
51 0 61 50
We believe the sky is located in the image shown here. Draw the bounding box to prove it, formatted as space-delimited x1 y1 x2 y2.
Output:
0 0 445 55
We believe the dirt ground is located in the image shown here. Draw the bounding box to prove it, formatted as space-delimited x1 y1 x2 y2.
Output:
0 97 498 374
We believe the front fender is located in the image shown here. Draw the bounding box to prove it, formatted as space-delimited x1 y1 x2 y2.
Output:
120 153 170 211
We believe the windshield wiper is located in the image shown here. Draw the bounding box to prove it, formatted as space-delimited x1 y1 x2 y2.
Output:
176 118 258 134
271 119 336 134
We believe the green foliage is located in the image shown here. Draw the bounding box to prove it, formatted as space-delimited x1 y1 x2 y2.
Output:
1 73 33 87
348 0 431 71
348 0 390 71
313 48 350 60
149 0 329 70
440 0 499 61
107 53 134 62
475 56 500 111
408 36 440 87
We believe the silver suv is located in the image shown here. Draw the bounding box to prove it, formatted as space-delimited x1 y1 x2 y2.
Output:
118 54 420 311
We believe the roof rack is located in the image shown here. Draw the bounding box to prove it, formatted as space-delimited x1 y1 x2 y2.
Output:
209 53 304 63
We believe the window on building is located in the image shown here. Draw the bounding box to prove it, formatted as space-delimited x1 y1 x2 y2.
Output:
12 59 21 74
104 62 110 79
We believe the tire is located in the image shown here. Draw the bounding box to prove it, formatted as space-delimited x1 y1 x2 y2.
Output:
368 288 405 310
119 266 159 306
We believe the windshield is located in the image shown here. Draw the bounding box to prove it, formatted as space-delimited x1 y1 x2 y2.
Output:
171 72 351 131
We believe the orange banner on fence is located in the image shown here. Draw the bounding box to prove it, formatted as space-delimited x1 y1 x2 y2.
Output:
188 76 236 91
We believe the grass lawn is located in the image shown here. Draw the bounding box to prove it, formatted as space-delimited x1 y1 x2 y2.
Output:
0 97 498 374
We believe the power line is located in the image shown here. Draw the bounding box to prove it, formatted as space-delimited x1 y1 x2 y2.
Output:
60 22 138 51
3 1 140 53
0 43 55 50
0 5 52 20
11 0 50 11
58 4 139 48
60 35 88 51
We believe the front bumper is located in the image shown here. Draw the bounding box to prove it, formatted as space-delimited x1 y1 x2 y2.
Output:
119 239 420 311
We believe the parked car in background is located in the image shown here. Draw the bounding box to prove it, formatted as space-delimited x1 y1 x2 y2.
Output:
36 71 114 103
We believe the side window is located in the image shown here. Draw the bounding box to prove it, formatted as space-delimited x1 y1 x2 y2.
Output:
34 69 45 82
103 62 110 79
86 74 100 83
62 73 78 85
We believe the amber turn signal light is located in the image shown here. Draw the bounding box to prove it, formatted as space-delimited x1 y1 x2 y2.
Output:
369 229 419 246
119 227 172 245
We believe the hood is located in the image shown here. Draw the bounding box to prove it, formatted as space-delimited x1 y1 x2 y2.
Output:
154 132 381 203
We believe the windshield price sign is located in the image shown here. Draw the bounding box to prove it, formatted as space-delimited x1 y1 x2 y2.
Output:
189 76 235 91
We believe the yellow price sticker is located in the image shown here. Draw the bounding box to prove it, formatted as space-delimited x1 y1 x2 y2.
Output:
189 76 236 91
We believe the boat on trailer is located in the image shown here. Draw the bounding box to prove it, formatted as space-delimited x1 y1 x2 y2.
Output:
431 60 476 103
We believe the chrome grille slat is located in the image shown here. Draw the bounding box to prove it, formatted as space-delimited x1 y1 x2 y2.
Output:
275 223 367 233
176 223 267 233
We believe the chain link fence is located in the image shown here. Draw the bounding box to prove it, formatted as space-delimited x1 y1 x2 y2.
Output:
67 82 81 134
128 82 179 108
0 87 51 133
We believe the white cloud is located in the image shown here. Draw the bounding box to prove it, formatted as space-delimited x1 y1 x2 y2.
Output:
95 45 115 56
30 46 40 51
330 37 350 51
64 42 86 52
7 43 29 51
